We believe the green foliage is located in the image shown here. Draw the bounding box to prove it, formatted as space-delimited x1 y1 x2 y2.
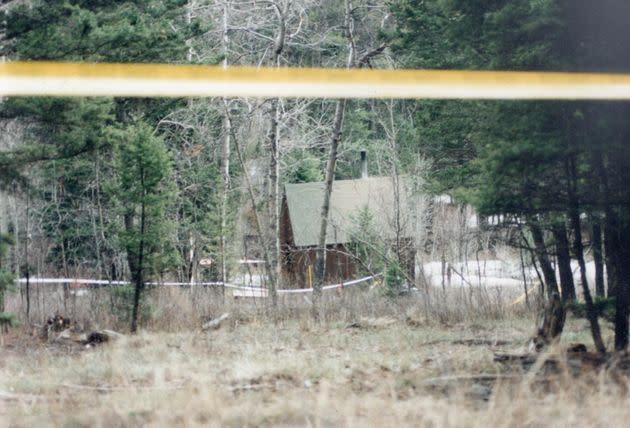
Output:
347 207 386 275
390 0 630 348
0 234 16 294
5 0 192 62
0 233 14 258
389 0 629 216
0 234 16 323
1 0 200 279
0 269 16 294
568 297 616 324
0 97 115 189
285 154 323 183
384 261 406 298
0 312 18 330
108 285 153 324
110 122 177 330
112 122 178 278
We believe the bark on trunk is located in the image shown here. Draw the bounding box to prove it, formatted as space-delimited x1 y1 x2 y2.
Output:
219 4 231 299
591 150 618 301
313 99 347 319
130 195 146 334
604 217 618 297
567 157 606 354
613 216 630 351
591 216 605 297
220 102 231 297
264 2 288 309
312 0 356 319
24 190 30 321
528 219 559 298
551 221 576 302
267 98 280 308
591 152 627 349
532 292 565 350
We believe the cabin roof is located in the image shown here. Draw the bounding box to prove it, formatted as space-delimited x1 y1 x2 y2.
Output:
284 177 412 247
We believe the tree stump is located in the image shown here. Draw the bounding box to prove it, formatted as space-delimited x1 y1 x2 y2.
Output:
530 292 565 352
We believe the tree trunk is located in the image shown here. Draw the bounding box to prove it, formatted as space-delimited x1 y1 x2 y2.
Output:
0 254 5 313
614 217 630 351
188 232 196 286
551 221 576 302
591 150 618 301
24 189 30 321
567 157 606 354
219 3 231 299
313 0 355 319
267 98 280 309
604 216 618 298
570 208 605 353
220 106 230 297
518 246 530 308
265 2 288 309
532 291 565 350
591 216 605 297
592 138 629 351
313 99 347 319
130 192 146 334
528 219 559 298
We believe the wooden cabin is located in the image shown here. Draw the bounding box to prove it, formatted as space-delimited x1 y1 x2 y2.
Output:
280 176 416 287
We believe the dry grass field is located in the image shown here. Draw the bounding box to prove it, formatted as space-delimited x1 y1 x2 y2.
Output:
1 287 629 427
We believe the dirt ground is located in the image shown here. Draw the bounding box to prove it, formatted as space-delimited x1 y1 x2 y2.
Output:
2 307 628 428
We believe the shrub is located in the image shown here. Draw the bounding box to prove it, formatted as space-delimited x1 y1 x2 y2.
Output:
384 261 407 298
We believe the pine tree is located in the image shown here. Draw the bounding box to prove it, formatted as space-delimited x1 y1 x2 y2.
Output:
391 0 630 351
0 233 16 327
111 123 176 332
1 0 201 289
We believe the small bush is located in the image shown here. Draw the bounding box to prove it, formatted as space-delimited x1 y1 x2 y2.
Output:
384 261 407 298
0 312 17 331
568 297 616 323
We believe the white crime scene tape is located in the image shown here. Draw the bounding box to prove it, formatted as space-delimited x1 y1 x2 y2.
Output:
17 274 380 294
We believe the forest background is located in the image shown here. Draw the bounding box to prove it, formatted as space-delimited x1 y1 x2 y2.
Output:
1 0 630 351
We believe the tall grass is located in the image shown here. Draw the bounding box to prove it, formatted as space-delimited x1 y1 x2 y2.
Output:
4 282 534 332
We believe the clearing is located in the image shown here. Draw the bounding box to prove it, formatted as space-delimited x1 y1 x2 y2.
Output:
1 296 627 427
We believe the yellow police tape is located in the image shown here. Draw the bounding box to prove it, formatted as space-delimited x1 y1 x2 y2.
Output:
3 61 630 99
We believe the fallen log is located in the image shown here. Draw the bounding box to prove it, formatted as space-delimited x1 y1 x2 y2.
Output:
202 313 230 331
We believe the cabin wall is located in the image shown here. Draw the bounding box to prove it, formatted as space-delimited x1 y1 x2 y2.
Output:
282 245 356 288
